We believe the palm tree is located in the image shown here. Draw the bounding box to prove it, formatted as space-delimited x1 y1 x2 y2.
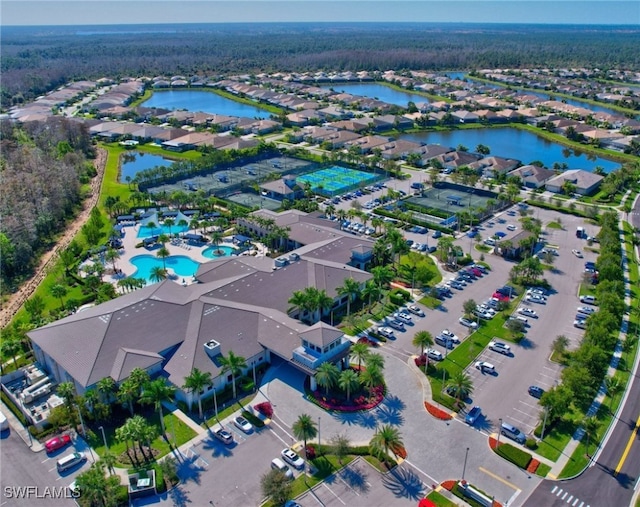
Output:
604 376 623 411
350 342 370 373
97 377 117 403
163 218 175 238
117 378 138 415
149 266 168 283
210 231 224 255
583 416 599 457
156 246 170 271
183 367 213 419
370 424 404 462
50 284 68 310
57 381 76 409
140 378 175 435
446 371 474 406
413 330 434 370
310 288 334 324
74 462 120 507
219 351 247 399
315 362 339 396
338 369 360 402
105 248 120 274
292 413 318 450
1 335 21 370
288 290 313 323
359 364 383 397
362 280 381 311
337 277 362 317
365 353 385 372
115 422 136 465
101 449 117 475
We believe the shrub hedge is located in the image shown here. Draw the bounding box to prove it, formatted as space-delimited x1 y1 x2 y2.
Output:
496 442 532 469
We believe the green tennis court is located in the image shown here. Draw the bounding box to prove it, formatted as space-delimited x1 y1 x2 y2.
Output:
297 166 380 196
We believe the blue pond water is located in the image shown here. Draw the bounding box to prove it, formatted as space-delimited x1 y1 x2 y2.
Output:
141 90 271 118
320 83 430 106
130 255 200 283
137 224 189 239
399 128 620 174
202 245 238 258
120 152 172 182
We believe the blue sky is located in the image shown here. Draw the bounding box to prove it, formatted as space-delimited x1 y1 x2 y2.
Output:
2 1 638 26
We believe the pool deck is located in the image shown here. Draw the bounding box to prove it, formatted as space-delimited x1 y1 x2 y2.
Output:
103 224 267 290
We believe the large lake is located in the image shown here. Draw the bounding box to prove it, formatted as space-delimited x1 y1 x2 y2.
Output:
399 128 621 173
320 83 431 106
141 90 271 118
120 152 173 181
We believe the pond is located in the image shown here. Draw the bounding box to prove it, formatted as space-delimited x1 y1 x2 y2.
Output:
120 152 173 182
141 90 271 118
319 82 430 106
399 128 621 173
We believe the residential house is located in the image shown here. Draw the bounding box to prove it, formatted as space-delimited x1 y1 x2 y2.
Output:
545 169 604 196
509 165 556 189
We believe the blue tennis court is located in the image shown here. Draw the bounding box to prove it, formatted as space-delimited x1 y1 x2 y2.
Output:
296 166 380 196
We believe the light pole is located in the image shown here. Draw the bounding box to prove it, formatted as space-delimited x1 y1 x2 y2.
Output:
98 425 108 450
462 447 470 480
75 404 86 438
540 406 549 441
496 418 503 448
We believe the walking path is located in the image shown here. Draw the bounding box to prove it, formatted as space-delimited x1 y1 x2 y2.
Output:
0 148 108 328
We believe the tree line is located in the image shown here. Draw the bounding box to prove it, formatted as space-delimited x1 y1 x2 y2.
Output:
2 23 639 109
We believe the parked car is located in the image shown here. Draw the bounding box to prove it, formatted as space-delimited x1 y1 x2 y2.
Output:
435 334 455 349
574 319 587 329
527 287 547 296
393 311 413 324
475 361 495 374
449 281 465 290
271 458 294 479
406 303 425 317
500 422 526 444
440 329 460 344
214 428 234 445
488 341 511 355
572 249 584 258
432 230 442 239
577 306 596 316
386 319 405 331
526 293 546 304
474 309 493 320
281 448 305 470
376 327 395 339
233 415 253 433
580 295 597 305
528 386 545 399
465 406 482 425
45 434 72 453
459 317 478 329
496 286 518 297
506 224 517 231
477 304 496 316
492 292 510 303
56 452 86 473
518 307 538 318
426 349 444 361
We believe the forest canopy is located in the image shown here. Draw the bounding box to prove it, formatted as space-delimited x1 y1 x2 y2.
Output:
2 22 640 108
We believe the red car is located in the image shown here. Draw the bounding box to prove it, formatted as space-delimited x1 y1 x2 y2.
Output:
492 292 510 302
45 434 72 453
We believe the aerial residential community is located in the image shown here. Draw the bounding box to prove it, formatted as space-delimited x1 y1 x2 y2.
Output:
1 13 640 507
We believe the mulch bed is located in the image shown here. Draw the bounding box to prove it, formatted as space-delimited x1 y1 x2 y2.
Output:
441 479 456 491
526 458 540 474
424 402 453 421
489 436 502 450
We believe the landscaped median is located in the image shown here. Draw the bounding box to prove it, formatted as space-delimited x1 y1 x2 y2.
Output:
489 436 551 478
439 479 504 507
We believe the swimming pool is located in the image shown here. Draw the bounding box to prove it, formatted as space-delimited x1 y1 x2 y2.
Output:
202 245 238 258
137 224 189 239
296 166 380 196
130 255 200 283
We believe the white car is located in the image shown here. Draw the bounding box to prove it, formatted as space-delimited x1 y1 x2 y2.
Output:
281 448 305 470
440 329 460 344
527 287 547 296
377 326 395 339
477 304 496 316
488 341 511 355
574 319 587 329
459 317 478 329
426 349 444 361
526 293 546 304
506 224 517 231
475 361 496 374
406 303 425 317
233 415 253 433
394 311 413 324
518 307 538 318
577 306 596 316
580 295 597 305
572 249 584 258
474 310 493 320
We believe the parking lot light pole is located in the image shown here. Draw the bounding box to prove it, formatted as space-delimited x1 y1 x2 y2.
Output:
98 425 108 450
462 447 470 480
496 418 503 448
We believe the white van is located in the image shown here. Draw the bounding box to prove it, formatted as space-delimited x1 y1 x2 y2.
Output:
56 452 86 473
271 457 293 479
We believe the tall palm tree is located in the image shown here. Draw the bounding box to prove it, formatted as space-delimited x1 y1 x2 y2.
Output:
350 342 370 373
156 246 170 271
362 280 381 311
97 377 117 404
359 364 384 397
412 331 434 369
292 413 318 450
1 336 21 370
117 378 138 415
604 376 623 411
183 367 213 419
50 284 68 310
163 218 175 238
210 231 224 255
315 362 339 396
365 353 385 372
139 378 176 434
288 290 313 323
337 277 362 317
219 351 247 399
446 371 474 406
370 424 404 461
310 288 334 324
105 248 120 274
149 266 168 283
338 369 360 402
583 416 599 457
115 422 136 465
57 381 76 409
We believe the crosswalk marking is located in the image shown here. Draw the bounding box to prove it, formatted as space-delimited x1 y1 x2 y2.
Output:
562 492 568 500
551 486 558 494
572 498 579 506
566 495 573 503
578 502 583 507
555 488 563 496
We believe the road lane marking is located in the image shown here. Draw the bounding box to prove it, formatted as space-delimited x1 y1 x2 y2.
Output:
614 413 640 475
572 498 579 506
478 466 520 491
322 483 345 505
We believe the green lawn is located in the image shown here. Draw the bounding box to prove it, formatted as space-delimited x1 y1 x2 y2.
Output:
203 393 258 428
426 490 458 507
